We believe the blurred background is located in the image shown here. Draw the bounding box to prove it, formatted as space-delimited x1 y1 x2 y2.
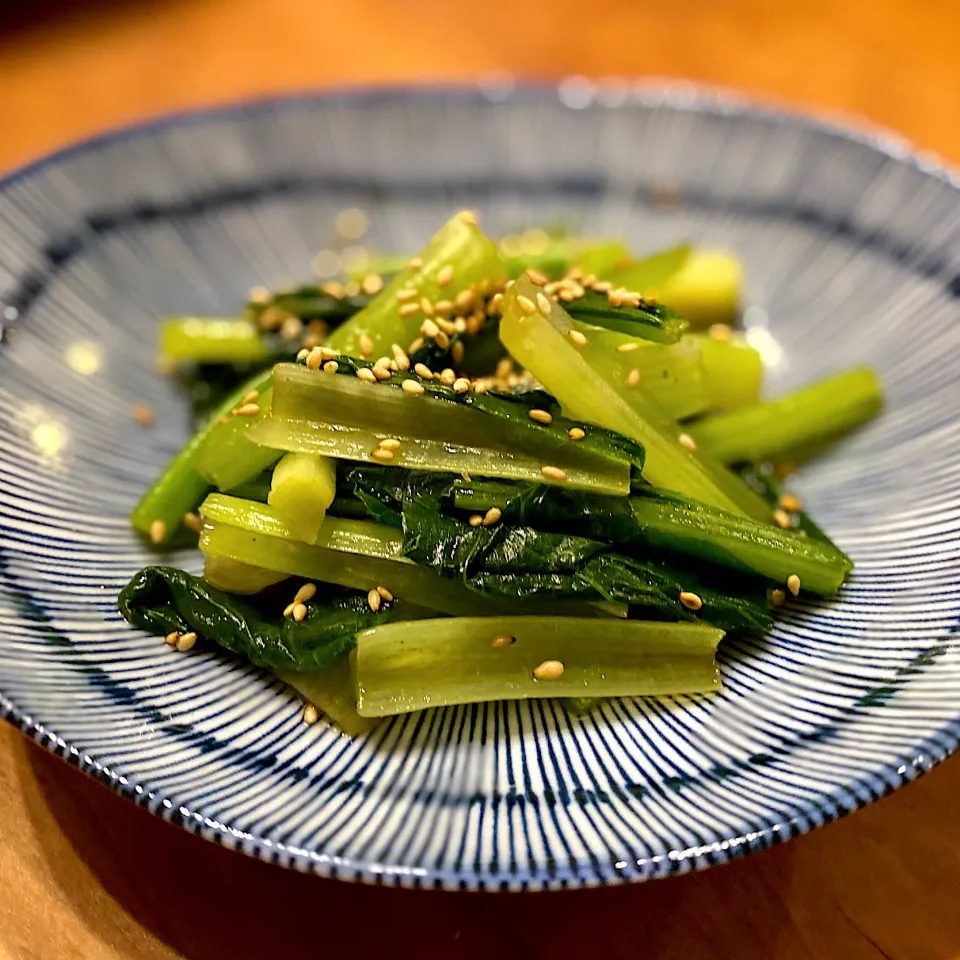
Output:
3 0 960 172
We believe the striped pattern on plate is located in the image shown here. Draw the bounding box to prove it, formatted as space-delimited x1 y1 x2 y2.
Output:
1 83 959 889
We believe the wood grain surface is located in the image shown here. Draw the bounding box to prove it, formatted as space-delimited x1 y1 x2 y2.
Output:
2 1 960 957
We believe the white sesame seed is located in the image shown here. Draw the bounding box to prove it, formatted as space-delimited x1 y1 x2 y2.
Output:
241 389 260 406
778 493 803 512
319 346 339 360
437 264 455 286
439 368 456 386
420 318 440 339
409 257 423 270
362 274 384 295
568 427 585 441
323 360 339 374
770 589 786 607
487 293 504 315
453 377 471 394
297 348 310 362
303 704 319 725
457 210 478 225
516 295 537 315
540 466 567 481
414 362 434 379
321 280 345 298
183 512 203 534
356 367 378 383
379 438 402 450
164 631 180 647
359 333 375 357
626 368 641 389
294 582 317 605
592 281 613 293
434 300 454 316
678 433 696 451
235 402 261 417
399 302 421 317
176 631 197 652
396 287 418 302
451 340 465 365
149 519 166 544
376 586 394 602
249 284 271 304
491 634 516 648
469 514 484 527
435 330 450 350
371 447 395 462
402 379 425 395
536 292 552 314
305 347 325 370
708 323 732 341
372 363 392 381
281 316 304 342
453 317 468 334
528 409 553 425
420 298 435 318
436 317 456 335
408 337 425 354
679 591 703 611
391 343 410 370
132 403 155 427
773 509 792 529
283 603 296 618
568 330 588 346
482 507 502 527
454 288 476 310
473 381 488 394
292 603 308 622
533 660 564 681
526 268 549 286
787 574 801 597
616 342 640 353
367 588 382 612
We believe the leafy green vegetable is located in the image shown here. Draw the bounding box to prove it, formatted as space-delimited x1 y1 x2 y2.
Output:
160 317 272 364
563 289 687 344
118 566 395 671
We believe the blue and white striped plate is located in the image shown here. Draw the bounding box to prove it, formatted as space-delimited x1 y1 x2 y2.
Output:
2 83 959 890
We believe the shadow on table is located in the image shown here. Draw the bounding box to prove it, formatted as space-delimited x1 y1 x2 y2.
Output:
11 734 832 960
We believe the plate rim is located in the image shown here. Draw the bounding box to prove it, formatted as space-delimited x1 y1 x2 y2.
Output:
2 79 959 890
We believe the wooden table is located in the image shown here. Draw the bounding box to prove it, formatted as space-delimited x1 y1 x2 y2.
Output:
2 1 960 957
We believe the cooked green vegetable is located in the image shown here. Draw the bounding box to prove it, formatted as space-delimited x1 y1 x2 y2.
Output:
328 212 506 357
642 250 741 326
160 317 271 364
499 276 771 520
563 289 687 344
118 566 395 671
278 659 380 736
689 368 883 465
248 361 642 494
202 554 288 594
608 245 691 294
354 617 724 717
268 453 337 543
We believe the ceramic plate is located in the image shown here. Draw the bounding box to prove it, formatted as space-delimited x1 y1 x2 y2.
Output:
2 83 959 890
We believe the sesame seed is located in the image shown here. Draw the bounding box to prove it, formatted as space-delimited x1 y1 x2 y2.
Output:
294 582 317 605
408 337 425 354
183 512 203 534
376 586 394 602
296 348 310 362
371 447 395 462
323 360 339 374
491 634 516 648
540 465 567 481
679 591 703 611
453 377 471 394
435 301 455 317
773 508 792 529
709 323 732 341
526 268 549 286
391 343 410 370
626 368 641 389
495 358 514 381
534 292 553 315
367 588 382 612
303 704 319 725
787 574 801 597
473 381 488 394
528 409 553 425
379 438 402 450
437 264 455 286
592 281 613 293
359 333 375 357
678 433 697 451
457 210 478 225
453 317 468 334
319 346 339 360
321 280 345 298
249 285 271 304
409 257 423 270
241 389 260 406
770 589 786 607
362 274 384 296
461 471 471 482
132 403 155 426
402 379 425 395
396 288 418 302
617 342 640 353
217 415 229 424
283 603 296 618
559 289 575 302
421 319 440 339
607 292 622 308
305 347 325 370
164 632 180 647
437 367 455 385
778 493 803 512
454 288 476 310
533 660 564 681
399 302 421 317
414 362 434 379
235 402 260 417
293 603 308 622
372 363 392 381
568 330 588 346
487 293 504 315
258 305 287 332
451 341 465 365
419 298 434 318
568 427 585 441
176 631 197 652
281 316 304 342
482 507 502 527
149 519 166 544
469 514 484 527
435 330 450 350
436 317 456 335
356 367 378 383
517 295 537 315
